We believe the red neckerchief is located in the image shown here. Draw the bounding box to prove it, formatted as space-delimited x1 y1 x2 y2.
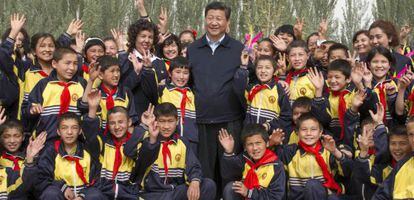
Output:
368 148 376 155
243 149 278 189
112 131 132 180
2 152 23 171
375 83 387 122
82 64 89 74
248 84 269 102
161 138 176 183
331 90 350 140
407 91 414 116
57 82 73 115
174 88 190 124
101 84 117 111
298 141 342 194
54 140 88 185
285 68 308 85
391 158 397 168
37 70 49 77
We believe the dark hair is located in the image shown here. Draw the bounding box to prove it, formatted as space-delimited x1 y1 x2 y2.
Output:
295 113 322 132
103 36 116 44
57 112 81 128
366 46 395 66
97 55 120 72
1 27 30 59
241 123 269 144
160 34 182 59
53 47 77 62
107 106 129 119
30 32 56 52
306 32 319 44
0 119 23 137
286 40 309 54
84 37 106 54
127 19 159 53
204 1 231 20
389 124 407 138
327 43 349 59
328 59 352 78
369 20 399 47
274 24 296 40
255 55 277 70
292 97 312 110
179 30 196 41
258 38 277 56
352 30 369 44
169 56 190 73
155 102 178 119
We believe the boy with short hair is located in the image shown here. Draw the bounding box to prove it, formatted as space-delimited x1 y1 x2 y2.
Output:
327 43 349 63
288 96 312 144
124 103 216 200
219 124 286 200
37 112 104 200
26 47 86 142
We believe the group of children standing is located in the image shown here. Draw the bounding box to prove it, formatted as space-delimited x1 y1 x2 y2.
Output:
0 1 413 200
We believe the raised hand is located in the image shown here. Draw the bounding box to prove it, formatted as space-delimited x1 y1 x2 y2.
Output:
356 126 373 156
66 19 84 36
129 53 144 74
9 13 26 39
158 7 169 34
278 80 291 97
0 106 6 126
26 131 47 164
398 72 413 91
87 89 101 108
110 28 125 51
158 32 171 45
135 0 148 18
369 103 385 126
318 18 328 39
269 34 287 52
346 50 357 68
276 52 287 76
293 17 304 39
384 82 397 96
361 62 373 88
269 128 285 147
141 104 156 127
351 90 367 113
307 67 325 97
321 135 337 153
88 61 100 82
240 50 249 66
351 62 364 90
399 24 412 41
148 120 159 144
142 50 152 67
74 30 86 53
218 128 234 154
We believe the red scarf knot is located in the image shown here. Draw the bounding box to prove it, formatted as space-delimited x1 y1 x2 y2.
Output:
101 84 117 111
243 149 278 189
82 64 89 74
298 141 342 194
248 84 269 102
285 68 308 85
112 131 132 180
37 70 48 77
331 90 350 140
57 82 73 115
174 88 190 124
2 152 22 171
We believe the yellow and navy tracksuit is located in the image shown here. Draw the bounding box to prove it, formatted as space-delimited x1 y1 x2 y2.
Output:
311 87 377 144
124 127 216 199
220 151 286 199
77 84 138 129
119 51 168 118
352 124 389 200
372 78 398 126
158 84 198 152
36 140 103 200
276 143 349 199
287 71 316 102
82 116 141 199
373 152 414 199
25 70 86 141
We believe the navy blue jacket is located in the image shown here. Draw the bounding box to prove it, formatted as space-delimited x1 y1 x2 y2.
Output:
187 34 244 123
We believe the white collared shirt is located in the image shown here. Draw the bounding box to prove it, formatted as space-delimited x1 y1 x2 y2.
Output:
206 34 225 54
132 48 158 62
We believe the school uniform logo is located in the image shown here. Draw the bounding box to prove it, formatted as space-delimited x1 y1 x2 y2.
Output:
268 96 276 104
300 88 307 96
261 172 267 180
72 94 79 102
175 154 181 162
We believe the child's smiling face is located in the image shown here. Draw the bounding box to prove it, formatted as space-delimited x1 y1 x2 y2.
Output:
298 119 322 146
255 59 275 83
288 47 308 70
370 53 390 80
244 134 268 162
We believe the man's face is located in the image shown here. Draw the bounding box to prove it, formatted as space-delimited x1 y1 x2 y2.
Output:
205 9 229 39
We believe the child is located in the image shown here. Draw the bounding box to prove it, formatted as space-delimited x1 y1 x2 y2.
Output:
288 96 312 144
36 112 104 200
0 119 47 199
103 36 118 57
373 118 414 199
255 38 277 60
235 53 292 135
365 46 398 125
79 55 138 132
179 29 196 44
124 103 216 200
327 43 349 63
158 34 181 71
309 59 375 144
82 89 140 199
273 113 348 199
219 124 286 199
285 40 316 101
26 47 86 142
79 37 106 81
